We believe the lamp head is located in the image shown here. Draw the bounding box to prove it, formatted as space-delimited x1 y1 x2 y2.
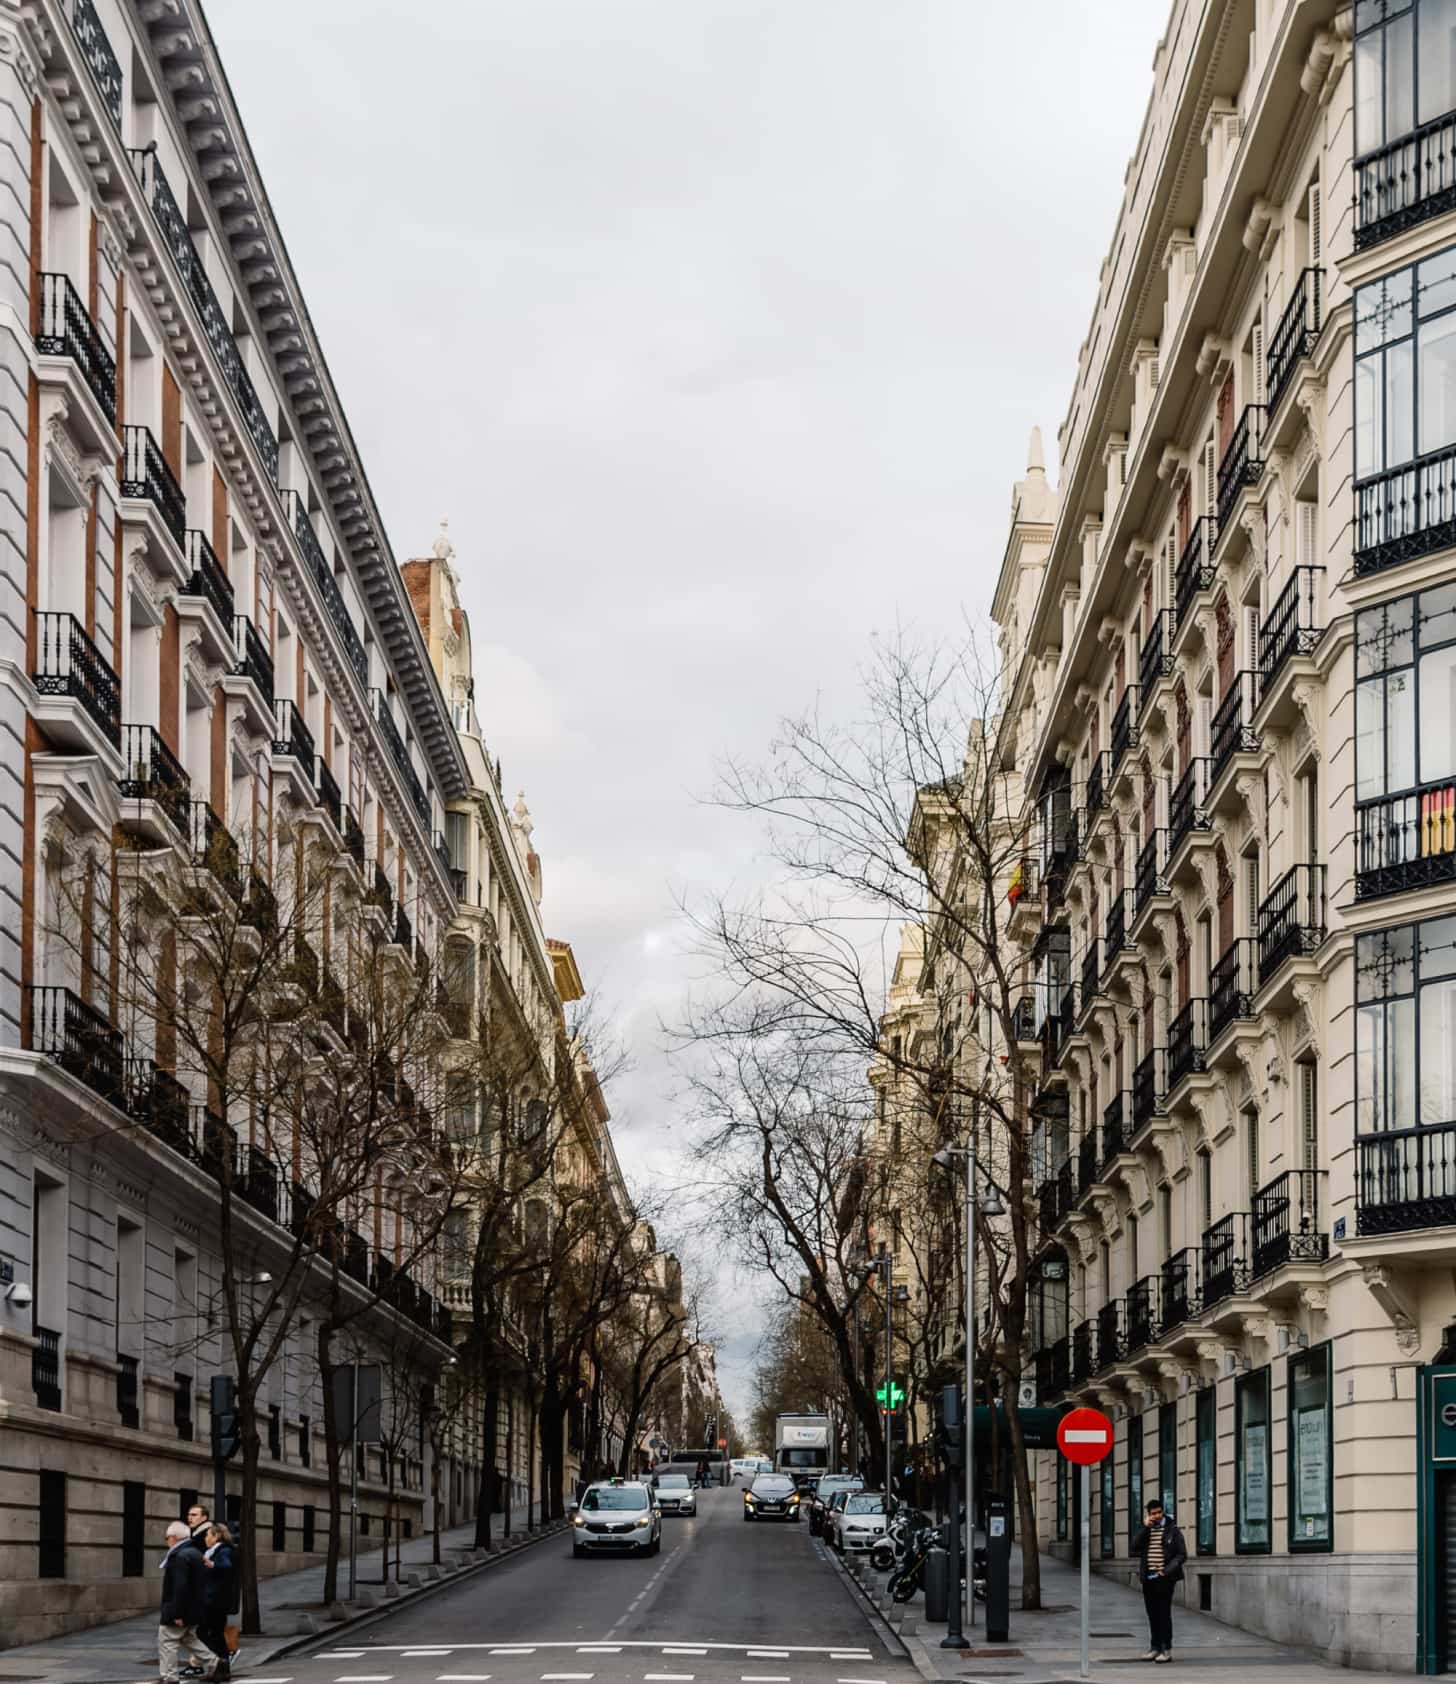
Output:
930 1147 955 1173
980 1186 1005 1217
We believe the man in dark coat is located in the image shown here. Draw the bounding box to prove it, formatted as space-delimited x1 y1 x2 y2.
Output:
158 1520 215 1684
1130 1497 1187 1662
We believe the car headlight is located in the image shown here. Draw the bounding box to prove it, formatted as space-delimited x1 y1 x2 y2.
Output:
744 1493 755 1504
573 1514 585 1528
789 1493 801 1505
637 1514 652 1528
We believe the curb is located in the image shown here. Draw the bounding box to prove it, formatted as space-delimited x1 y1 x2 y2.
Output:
258 1523 573 1665
816 1541 917 1675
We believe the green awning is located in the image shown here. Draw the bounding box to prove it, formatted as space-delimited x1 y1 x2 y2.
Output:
971 1403 1073 1449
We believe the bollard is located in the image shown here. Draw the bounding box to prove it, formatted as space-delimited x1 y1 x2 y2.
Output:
923 1541 950 1625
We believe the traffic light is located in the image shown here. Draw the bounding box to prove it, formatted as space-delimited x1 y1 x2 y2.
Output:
210 1374 240 1461
938 1382 964 1470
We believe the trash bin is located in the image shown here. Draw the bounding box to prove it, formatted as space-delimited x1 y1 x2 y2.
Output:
923 1540 950 1624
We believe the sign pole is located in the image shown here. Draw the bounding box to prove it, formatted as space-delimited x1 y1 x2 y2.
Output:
1080 1463 1090 1680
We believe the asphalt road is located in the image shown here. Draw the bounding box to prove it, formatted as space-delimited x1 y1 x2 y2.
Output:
277 1484 909 1684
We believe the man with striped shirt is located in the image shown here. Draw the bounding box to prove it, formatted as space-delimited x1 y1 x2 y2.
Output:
1131 1497 1187 1662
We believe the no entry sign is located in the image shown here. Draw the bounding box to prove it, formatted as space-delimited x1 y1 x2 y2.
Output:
1057 1406 1114 1466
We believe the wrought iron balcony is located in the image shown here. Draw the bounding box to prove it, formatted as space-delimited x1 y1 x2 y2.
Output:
1175 515 1217 630
1216 404 1266 533
1096 1299 1123 1370
1357 781 1456 900
370 689 429 822
367 860 394 918
1135 828 1169 917
1208 938 1256 1046
1102 888 1132 972
1201 1212 1249 1308
1086 751 1110 817
1110 685 1139 770
1251 1169 1327 1279
120 426 186 548
273 698 316 771
1038 1176 1060 1235
1012 994 1037 1043
1357 112 1456 248
1135 1041 1171 1124
183 530 235 629
1168 758 1211 857
1357 1123 1456 1235
1101 1091 1130 1171
117 1352 139 1429
1035 1337 1070 1402
33 610 121 746
343 804 367 870
319 964 346 1042
283 490 367 685
35 272 116 423
27 984 123 1104
69 0 123 127
33 1326 61 1411
315 757 342 831
125 1057 192 1158
1056 982 1077 1062
237 1144 280 1224
232 615 274 704
1167 999 1206 1091
1077 1129 1099 1196
1210 671 1260 791
1139 609 1175 714
195 1105 234 1184
1071 1318 1096 1383
1260 566 1323 693
189 800 242 898
1266 268 1323 417
1159 1248 1198 1333
118 723 190 832
1057 1156 1073 1219
288 933 320 996
243 869 277 936
1079 939 1102 1015
1257 863 1326 985
1125 1275 1159 1353
1355 443 1456 577
394 904 414 953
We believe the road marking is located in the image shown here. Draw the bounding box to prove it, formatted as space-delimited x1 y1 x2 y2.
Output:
335 1676 394 1681
741 1676 792 1682
576 1650 623 1656
353 1646 864 1656
746 1654 790 1660
661 1650 706 1656
540 1675 594 1680
837 1677 889 1683
644 1675 696 1681
403 1654 454 1659
490 1652 537 1658
320 1657 368 1662
437 1676 493 1681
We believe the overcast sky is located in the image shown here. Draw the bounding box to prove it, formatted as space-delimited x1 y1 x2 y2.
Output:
209 0 1169 1421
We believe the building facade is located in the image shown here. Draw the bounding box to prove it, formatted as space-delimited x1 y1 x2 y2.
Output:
992 0 1456 1669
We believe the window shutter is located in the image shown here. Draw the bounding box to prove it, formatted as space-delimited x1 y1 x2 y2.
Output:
1203 439 1217 518
1150 356 1160 389
1165 533 1177 606
1301 1063 1319 1170
1252 324 1265 403
1297 499 1317 569
1308 182 1322 268
1245 604 1261 668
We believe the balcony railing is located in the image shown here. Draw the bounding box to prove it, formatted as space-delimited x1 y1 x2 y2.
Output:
120 425 186 548
1103 888 1131 970
1056 982 1076 1061
1038 1176 1060 1236
1201 1212 1249 1308
1035 1338 1070 1402
283 490 368 685
1110 685 1139 770
1216 404 1266 533
243 869 277 936
1169 759 1211 857
232 615 274 704
195 1105 233 1185
1355 442 1456 576
1134 1042 1170 1125
183 530 235 630
1077 1130 1098 1196
34 610 121 745
1096 1299 1123 1370
1357 1123 1456 1235
1012 994 1037 1042
1125 1276 1159 1353
367 860 394 918
1139 609 1175 713
315 758 342 831
1259 566 1323 692
1135 828 1169 916
33 1326 61 1411
126 1057 192 1158
1101 1092 1130 1170
118 723 190 832
1257 863 1326 984
273 698 316 771
1208 938 1256 1045
238 1145 280 1224
127 149 279 480
1168 1000 1207 1091
27 984 123 1104
1086 751 1110 817
35 272 116 423
1174 515 1217 630
342 804 366 870
371 689 429 822
1080 939 1102 1013
1160 1248 1198 1333
1357 781 1456 900
1210 671 1260 789
1357 112 1456 248
1057 1157 1073 1220
1071 1318 1096 1384
1251 1169 1327 1279
1266 269 1323 417
117 1352 139 1429
70 0 124 127
189 801 242 898
394 904 414 953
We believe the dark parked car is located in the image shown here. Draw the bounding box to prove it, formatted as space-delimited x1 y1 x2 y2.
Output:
809 1474 863 1536
742 1471 802 1523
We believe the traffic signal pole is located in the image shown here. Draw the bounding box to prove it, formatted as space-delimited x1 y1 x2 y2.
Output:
941 1384 967 1650
883 1250 893 1505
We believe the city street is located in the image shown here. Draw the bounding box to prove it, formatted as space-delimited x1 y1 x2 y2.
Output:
277 1487 908 1684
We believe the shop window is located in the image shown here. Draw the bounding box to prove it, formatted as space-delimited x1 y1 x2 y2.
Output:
1196 1388 1217 1554
1288 1344 1333 1551
1235 1368 1272 1553
1127 1415 1144 1552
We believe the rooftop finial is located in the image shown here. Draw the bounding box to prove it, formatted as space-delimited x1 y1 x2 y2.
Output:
432 517 456 565
1027 426 1045 476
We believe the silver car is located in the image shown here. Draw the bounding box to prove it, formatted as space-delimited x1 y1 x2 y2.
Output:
652 1472 698 1516
572 1479 662 1557
835 1490 890 1553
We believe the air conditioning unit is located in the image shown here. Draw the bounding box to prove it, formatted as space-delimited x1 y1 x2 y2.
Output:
1018 1380 1037 1409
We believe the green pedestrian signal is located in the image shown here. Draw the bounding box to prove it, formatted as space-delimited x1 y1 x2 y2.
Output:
875 1381 905 1410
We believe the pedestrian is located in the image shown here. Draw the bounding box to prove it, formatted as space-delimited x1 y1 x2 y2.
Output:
694 1456 708 1490
197 1523 238 1681
186 1502 211 1549
1131 1497 1186 1663
157 1519 215 1684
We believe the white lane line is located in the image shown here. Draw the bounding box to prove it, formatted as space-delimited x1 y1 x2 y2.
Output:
741 1676 792 1682
489 1652 537 1658
403 1654 454 1659
540 1675 594 1681
437 1676 493 1681
320 1657 368 1663
661 1650 707 1656
837 1677 889 1683
644 1676 696 1681
576 1651 622 1656
335 1676 394 1681
746 1654 790 1661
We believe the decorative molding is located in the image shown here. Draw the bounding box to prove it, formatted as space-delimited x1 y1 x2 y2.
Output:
1361 1264 1421 1355
0 25 39 98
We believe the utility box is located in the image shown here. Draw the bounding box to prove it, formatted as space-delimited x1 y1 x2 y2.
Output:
985 1491 1011 1643
923 1538 950 1624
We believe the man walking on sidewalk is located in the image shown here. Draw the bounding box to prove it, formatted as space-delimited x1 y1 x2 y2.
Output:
1131 1497 1186 1663
158 1520 216 1684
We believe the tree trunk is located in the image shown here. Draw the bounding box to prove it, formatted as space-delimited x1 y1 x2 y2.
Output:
238 1391 262 1634
385 1458 396 1585
526 1389 537 1530
503 1395 514 1540
474 1376 499 1550
430 1423 443 1566
1004 1367 1042 1610
319 1324 343 1604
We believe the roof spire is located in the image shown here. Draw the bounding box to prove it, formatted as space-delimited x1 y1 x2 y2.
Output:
1027 426 1045 477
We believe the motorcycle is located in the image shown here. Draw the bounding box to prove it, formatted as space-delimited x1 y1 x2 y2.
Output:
884 1524 989 1605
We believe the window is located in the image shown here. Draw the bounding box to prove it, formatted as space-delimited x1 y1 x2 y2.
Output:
1235 1368 1272 1553
1127 1415 1143 1551
1288 1344 1333 1551
272 1501 287 1552
1355 1 1456 244
1196 1388 1216 1554
1198 1150 1212 1232
1159 1402 1178 1517
38 1470 66 1579
122 1480 145 1577
299 1415 311 1468
269 1404 282 1460
1356 915 1456 1137
1355 250 1456 566
1100 1452 1115 1556
1355 587 1456 892
303 1504 316 1552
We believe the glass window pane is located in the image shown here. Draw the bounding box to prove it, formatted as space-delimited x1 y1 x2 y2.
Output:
1422 583 1456 651
1396 996 1417 1126
1388 13 1416 138
1420 0 1456 127
1356 354 1384 479
1357 1002 1385 1131
1420 977 1456 1125
1236 1371 1271 1552
1389 593 1417 666
1419 314 1456 454
1356 31 1384 155
1358 272 1414 355
1420 646 1456 784
1420 245 1456 322
1196 1389 1216 1554
1356 607 1384 680
1423 916 1456 980
1389 339 1416 467
1357 677 1387 801
1288 1348 1331 1550
1387 670 1417 789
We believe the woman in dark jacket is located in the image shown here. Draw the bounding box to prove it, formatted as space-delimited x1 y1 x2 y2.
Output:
197 1524 237 1679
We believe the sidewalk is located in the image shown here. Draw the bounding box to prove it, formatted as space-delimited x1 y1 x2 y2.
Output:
2 1519 569 1684
842 1546 1401 1684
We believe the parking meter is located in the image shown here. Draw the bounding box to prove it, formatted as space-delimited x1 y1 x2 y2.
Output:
985 1491 1011 1643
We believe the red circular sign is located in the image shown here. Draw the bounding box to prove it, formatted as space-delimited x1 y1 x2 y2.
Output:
1057 1406 1114 1465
